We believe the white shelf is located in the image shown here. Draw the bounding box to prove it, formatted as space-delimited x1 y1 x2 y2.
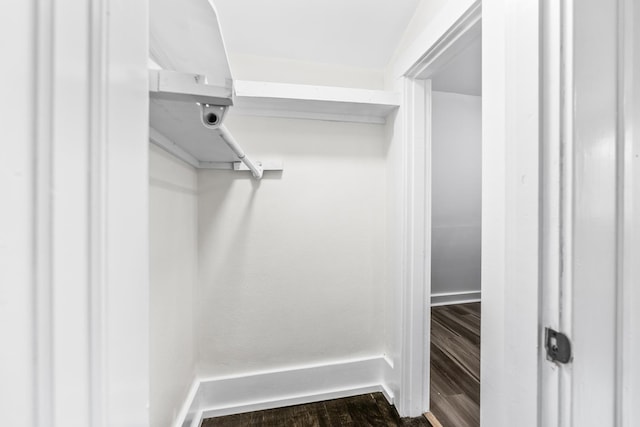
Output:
149 69 401 168
149 0 250 169
150 0 232 89
232 80 400 124
149 70 238 165
149 1 398 169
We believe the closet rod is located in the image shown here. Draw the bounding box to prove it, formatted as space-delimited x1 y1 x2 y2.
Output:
219 124 263 179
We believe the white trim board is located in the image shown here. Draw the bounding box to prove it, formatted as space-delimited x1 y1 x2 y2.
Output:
172 378 200 427
233 80 400 124
173 356 394 427
405 2 482 80
431 291 481 306
393 1 483 418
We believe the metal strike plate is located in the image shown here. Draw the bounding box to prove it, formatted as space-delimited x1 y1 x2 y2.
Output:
545 327 572 364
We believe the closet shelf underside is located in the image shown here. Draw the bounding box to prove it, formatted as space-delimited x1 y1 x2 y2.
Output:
149 72 400 167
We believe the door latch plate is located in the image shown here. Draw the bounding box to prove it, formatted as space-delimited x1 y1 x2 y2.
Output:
545 327 572 364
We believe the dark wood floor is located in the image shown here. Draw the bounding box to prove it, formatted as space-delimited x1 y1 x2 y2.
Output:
202 304 480 427
202 393 432 427
429 302 481 427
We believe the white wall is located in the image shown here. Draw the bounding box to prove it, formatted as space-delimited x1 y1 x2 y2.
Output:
196 114 387 377
228 53 385 89
381 111 403 398
150 145 198 427
431 91 481 297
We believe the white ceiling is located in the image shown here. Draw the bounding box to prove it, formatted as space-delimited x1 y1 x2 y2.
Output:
431 36 482 96
211 0 421 69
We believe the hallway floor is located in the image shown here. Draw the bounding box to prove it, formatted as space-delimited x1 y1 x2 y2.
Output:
429 302 481 427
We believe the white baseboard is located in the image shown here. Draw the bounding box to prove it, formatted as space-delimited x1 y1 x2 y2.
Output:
172 378 200 427
431 290 481 306
174 356 394 427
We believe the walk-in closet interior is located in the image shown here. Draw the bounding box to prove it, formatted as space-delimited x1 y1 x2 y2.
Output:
8 0 640 427
8 0 640 426
148 1 481 426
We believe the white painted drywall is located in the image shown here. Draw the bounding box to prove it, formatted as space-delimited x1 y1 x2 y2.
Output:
381 107 404 403
431 38 482 96
197 114 387 377
431 91 481 297
228 53 385 90
150 144 198 427
212 0 420 69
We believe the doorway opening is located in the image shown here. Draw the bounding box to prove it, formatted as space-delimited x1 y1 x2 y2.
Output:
397 6 482 423
427 35 482 426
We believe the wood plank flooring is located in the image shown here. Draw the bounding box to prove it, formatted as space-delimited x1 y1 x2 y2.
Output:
429 302 481 427
202 393 432 427
202 303 480 426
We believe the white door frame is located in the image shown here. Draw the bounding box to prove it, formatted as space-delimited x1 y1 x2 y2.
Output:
620 1 640 424
399 0 640 425
480 0 542 425
1 0 149 425
396 1 482 418
397 1 543 424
